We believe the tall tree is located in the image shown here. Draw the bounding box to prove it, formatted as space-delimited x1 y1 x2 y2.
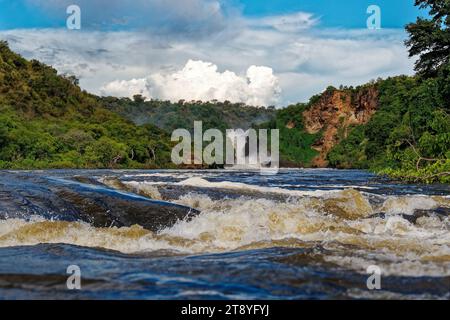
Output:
405 0 450 77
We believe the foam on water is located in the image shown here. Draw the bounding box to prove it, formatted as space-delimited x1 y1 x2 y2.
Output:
0 189 448 277
381 196 446 215
175 177 339 197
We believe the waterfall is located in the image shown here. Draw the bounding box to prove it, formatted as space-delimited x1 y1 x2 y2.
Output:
225 129 273 170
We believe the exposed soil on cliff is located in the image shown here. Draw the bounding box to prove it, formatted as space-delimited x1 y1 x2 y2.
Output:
303 87 378 167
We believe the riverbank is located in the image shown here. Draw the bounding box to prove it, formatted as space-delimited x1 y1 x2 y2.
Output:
376 160 450 184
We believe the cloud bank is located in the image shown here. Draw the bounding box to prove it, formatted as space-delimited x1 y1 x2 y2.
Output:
0 6 416 106
101 60 281 106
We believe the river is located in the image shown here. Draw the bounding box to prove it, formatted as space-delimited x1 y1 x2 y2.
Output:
0 169 448 299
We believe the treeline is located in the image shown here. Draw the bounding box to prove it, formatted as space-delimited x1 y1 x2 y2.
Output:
101 95 275 133
0 41 173 169
102 96 322 167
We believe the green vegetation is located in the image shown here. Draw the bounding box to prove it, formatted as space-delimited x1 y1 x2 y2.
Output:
327 76 450 183
106 94 320 167
259 103 319 166
101 95 275 134
327 0 450 183
405 0 450 78
0 41 173 169
275 104 320 166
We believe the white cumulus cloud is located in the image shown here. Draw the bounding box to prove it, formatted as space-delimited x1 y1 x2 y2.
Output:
100 78 150 99
100 60 281 106
0 10 416 106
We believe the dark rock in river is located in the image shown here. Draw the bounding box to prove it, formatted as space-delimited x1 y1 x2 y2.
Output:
0 172 199 232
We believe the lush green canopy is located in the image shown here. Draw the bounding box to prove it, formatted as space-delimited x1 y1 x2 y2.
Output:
0 41 173 169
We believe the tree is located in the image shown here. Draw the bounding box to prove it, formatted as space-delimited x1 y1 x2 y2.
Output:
63 74 80 86
133 94 146 104
405 0 450 77
85 137 128 168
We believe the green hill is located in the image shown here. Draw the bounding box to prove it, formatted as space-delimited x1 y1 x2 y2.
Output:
265 75 449 183
327 75 450 183
0 41 173 169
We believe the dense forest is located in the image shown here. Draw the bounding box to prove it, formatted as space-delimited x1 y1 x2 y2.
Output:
101 96 321 167
327 75 449 183
262 73 449 182
0 41 174 169
101 96 275 134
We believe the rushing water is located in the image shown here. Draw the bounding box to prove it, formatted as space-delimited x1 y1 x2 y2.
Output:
0 169 449 299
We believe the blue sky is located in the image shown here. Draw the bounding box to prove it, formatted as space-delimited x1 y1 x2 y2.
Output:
240 0 425 28
0 0 427 106
0 0 425 30
0 1 52 29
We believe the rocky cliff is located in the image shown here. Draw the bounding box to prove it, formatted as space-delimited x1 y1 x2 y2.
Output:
302 86 378 167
